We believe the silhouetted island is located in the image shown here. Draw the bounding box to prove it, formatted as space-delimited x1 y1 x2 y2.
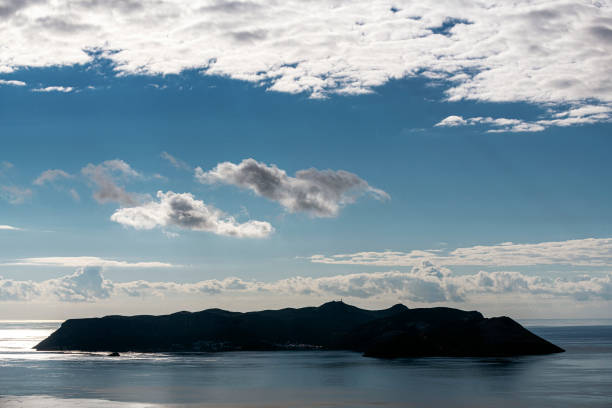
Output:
35 301 564 358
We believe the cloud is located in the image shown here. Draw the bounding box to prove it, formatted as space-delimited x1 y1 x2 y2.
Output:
32 86 73 93
0 185 32 204
0 79 25 86
2 262 611 303
0 225 20 231
161 151 191 171
310 238 612 267
81 159 142 206
196 158 389 217
69 188 80 201
435 115 467 127
33 169 81 201
49 266 114 302
0 266 112 302
435 104 612 133
111 190 274 238
33 169 73 185
1 1 611 125
6 256 175 268
0 161 14 177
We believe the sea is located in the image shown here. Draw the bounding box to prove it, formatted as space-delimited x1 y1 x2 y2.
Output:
0 319 611 407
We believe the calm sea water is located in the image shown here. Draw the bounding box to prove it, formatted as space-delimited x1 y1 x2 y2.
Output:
0 320 611 407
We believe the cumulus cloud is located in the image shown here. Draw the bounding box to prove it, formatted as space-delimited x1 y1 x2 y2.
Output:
310 238 612 267
6 256 175 268
111 190 274 238
32 86 73 93
0 266 112 302
0 1 611 125
435 104 612 133
33 169 73 185
81 159 142 206
0 79 25 86
161 151 191 170
50 266 114 302
195 158 389 217
2 262 611 303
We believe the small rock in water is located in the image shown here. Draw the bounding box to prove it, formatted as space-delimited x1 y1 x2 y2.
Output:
108 352 120 357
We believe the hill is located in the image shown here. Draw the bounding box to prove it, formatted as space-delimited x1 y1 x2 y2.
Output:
35 301 564 358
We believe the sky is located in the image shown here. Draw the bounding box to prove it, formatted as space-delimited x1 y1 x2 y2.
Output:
1 0 611 319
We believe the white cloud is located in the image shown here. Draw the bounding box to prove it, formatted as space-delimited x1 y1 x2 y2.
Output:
0 225 20 231
32 86 73 93
33 169 73 185
435 115 467 127
436 104 612 133
0 79 25 86
111 190 274 238
2 262 611 303
1 1 610 125
0 266 113 302
81 159 142 206
310 238 612 267
49 266 114 302
0 185 32 204
195 158 389 217
6 256 175 268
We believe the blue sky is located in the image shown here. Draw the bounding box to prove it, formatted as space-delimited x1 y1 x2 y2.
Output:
1 0 611 319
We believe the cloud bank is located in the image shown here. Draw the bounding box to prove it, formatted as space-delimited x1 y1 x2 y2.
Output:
196 158 388 217
310 238 612 267
2 262 610 303
111 190 274 238
1 0 610 125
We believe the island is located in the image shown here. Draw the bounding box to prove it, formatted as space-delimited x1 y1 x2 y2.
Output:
35 301 564 358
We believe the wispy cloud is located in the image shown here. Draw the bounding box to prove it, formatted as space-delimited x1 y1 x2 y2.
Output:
0 79 25 86
32 86 73 93
0 185 32 204
0 225 21 231
196 158 389 217
161 151 191 171
33 169 73 186
310 238 612 268
81 159 142 206
435 105 612 133
6 256 175 268
111 190 274 238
